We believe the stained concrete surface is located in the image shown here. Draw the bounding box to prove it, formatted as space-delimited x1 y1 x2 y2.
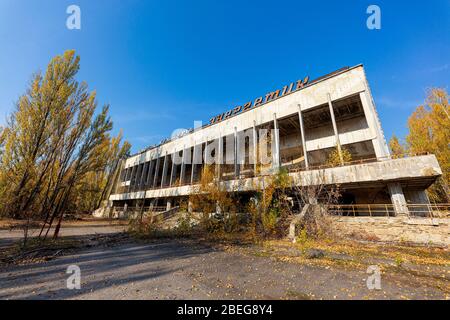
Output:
1 238 447 300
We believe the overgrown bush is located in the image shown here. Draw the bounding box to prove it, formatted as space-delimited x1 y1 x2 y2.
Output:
246 168 293 239
297 205 335 239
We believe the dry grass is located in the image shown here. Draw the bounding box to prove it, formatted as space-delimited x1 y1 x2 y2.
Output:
264 238 449 268
229 238 450 294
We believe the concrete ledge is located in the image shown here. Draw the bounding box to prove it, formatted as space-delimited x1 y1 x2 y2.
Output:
110 155 441 201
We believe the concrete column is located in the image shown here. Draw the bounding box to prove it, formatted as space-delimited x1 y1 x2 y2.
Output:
146 158 155 188
188 200 193 213
234 127 239 178
135 164 143 191
191 144 196 185
253 120 258 175
204 139 209 166
217 135 222 180
169 152 176 186
180 146 186 186
138 162 148 190
152 155 161 189
160 152 168 188
297 104 309 169
166 199 172 211
114 160 125 195
202 140 208 181
122 166 128 182
272 113 280 169
388 183 409 216
129 165 136 192
327 93 344 165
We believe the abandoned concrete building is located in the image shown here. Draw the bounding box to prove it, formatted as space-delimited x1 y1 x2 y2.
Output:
107 65 443 217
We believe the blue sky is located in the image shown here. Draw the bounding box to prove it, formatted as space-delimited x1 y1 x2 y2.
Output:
0 0 449 153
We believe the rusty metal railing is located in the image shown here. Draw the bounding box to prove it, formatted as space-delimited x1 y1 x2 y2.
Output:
326 203 449 219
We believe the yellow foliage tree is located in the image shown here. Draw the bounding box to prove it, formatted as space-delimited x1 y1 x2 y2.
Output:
326 146 352 167
0 50 131 244
189 165 236 233
406 88 449 202
389 134 406 158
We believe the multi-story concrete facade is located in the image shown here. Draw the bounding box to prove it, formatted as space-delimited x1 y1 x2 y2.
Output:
109 65 442 216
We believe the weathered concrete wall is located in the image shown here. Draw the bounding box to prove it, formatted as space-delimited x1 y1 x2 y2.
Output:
305 117 371 151
333 216 449 246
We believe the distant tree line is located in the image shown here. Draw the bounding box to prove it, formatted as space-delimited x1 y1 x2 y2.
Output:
389 88 449 203
0 50 131 243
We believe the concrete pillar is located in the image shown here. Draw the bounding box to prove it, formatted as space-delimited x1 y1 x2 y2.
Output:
135 164 143 191
152 156 161 189
252 121 258 176
272 113 280 169
128 166 137 192
169 152 177 186
234 127 239 178
166 199 172 211
146 162 151 188
327 93 344 165
204 139 209 167
297 104 309 169
217 135 222 180
201 140 208 181
114 160 125 195
160 152 168 188
146 158 155 188
191 144 196 185
388 183 409 216
138 162 148 190
180 146 186 186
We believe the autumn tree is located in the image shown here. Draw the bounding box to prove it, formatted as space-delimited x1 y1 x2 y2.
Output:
0 50 130 245
389 134 406 158
71 131 131 213
248 168 292 236
406 88 449 202
189 165 237 232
